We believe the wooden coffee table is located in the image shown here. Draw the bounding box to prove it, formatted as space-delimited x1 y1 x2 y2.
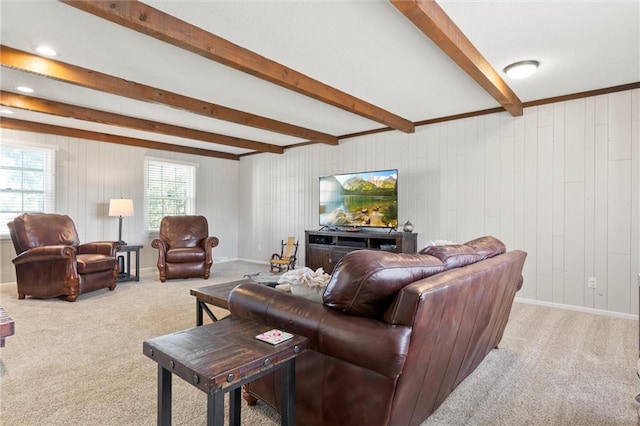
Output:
190 279 252 326
144 317 308 426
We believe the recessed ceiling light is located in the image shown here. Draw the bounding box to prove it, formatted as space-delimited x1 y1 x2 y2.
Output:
0 109 14 115
16 86 34 93
503 60 539 79
35 45 58 57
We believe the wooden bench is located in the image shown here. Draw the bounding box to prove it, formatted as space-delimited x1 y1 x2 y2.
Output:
0 307 15 347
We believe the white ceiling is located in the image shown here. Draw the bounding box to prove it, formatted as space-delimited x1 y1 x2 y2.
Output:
1 0 638 158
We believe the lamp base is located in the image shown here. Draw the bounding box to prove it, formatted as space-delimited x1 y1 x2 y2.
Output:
117 216 126 246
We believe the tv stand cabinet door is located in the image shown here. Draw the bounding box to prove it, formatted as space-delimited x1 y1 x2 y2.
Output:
306 245 333 273
306 246 356 274
329 247 355 272
400 233 418 253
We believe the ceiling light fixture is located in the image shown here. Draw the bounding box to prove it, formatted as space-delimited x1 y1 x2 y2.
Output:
16 86 34 93
35 45 58 57
503 60 539 79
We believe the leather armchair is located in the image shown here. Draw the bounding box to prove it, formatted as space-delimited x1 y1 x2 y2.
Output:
7 213 120 302
151 215 219 282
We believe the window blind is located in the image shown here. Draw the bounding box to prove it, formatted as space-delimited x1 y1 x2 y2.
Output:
144 158 195 232
0 142 56 235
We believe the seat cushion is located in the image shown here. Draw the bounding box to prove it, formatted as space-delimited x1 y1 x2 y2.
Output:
323 250 446 319
77 254 116 274
166 247 206 263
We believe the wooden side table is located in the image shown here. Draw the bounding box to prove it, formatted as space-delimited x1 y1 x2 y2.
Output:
116 244 143 282
144 317 308 426
190 279 251 325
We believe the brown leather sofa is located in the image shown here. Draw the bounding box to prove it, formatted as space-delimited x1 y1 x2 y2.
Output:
151 215 219 282
229 236 526 426
7 213 120 302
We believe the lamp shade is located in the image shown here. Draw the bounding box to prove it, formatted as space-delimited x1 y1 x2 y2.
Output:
109 198 134 217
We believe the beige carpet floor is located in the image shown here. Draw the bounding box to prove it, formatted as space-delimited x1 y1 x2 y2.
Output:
0 260 637 426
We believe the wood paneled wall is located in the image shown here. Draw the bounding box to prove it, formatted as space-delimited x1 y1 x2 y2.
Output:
2 89 637 315
0 129 239 283
238 89 639 315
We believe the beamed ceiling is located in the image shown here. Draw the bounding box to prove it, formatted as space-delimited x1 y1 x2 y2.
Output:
1 1 638 161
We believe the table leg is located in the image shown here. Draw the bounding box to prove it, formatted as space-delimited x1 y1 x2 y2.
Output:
196 298 204 326
280 359 296 426
202 304 219 323
207 390 225 426
196 299 220 326
229 387 241 426
126 251 131 276
134 247 140 281
158 365 172 426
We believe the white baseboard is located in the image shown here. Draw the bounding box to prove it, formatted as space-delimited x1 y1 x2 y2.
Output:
515 297 639 321
129 258 268 275
235 258 270 266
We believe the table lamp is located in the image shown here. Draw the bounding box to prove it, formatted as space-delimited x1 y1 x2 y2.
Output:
109 198 134 245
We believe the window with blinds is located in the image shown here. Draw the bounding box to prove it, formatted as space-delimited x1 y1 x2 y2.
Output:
144 158 195 232
0 142 56 235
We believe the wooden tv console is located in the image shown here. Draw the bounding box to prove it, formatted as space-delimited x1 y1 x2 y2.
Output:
305 229 418 274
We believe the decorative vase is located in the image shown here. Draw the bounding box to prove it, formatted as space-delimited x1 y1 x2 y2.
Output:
403 220 414 233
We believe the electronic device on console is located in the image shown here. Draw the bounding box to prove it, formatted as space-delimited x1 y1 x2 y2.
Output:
319 169 398 233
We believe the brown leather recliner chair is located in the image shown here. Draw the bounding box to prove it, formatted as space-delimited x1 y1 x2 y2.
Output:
151 215 219 282
7 213 120 302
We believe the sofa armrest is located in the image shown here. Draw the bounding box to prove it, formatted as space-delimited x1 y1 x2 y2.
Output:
78 241 120 257
229 283 411 378
12 245 76 265
203 236 219 250
151 238 168 264
201 236 219 263
229 283 327 345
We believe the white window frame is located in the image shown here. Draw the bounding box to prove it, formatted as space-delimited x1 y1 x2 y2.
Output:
1 141 57 237
144 157 196 233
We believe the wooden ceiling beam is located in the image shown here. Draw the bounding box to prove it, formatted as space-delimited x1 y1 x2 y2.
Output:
60 0 415 133
0 46 337 146
0 92 284 154
391 0 523 116
0 117 239 161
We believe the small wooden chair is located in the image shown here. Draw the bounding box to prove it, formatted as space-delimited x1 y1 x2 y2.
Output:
270 237 298 272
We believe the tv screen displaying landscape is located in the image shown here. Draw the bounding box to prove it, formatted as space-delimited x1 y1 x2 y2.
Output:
319 169 398 229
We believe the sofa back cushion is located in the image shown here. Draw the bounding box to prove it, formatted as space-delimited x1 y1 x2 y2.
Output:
464 235 506 260
323 250 446 319
419 244 481 269
159 215 209 248
9 213 80 253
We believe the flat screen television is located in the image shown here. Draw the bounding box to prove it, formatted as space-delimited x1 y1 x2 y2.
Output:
319 169 398 229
